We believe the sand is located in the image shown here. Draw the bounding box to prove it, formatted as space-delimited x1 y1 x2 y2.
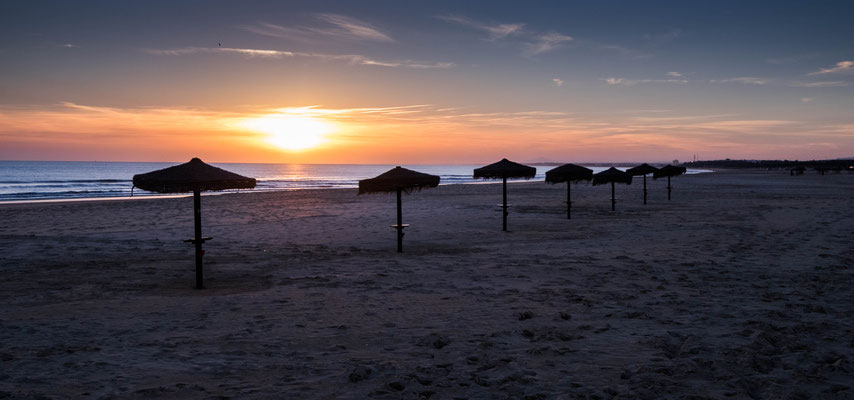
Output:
1 170 853 399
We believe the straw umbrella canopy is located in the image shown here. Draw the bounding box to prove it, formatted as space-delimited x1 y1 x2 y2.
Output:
132 157 256 289
545 163 593 219
653 165 687 200
592 167 633 211
626 163 660 205
474 158 536 231
358 166 440 253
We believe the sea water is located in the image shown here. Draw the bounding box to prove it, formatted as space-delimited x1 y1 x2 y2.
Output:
0 161 708 202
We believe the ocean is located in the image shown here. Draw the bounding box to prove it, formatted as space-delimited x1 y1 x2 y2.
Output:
0 161 708 202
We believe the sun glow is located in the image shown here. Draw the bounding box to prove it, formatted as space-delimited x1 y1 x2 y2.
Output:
242 114 333 151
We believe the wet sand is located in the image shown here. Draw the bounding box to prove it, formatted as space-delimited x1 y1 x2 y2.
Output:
1 170 853 399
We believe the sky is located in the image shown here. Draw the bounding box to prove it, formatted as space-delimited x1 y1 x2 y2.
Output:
1 0 853 164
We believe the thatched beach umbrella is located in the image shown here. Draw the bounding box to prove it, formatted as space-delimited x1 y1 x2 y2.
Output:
132 158 256 289
592 167 633 211
545 163 593 219
653 165 687 200
474 158 536 231
358 166 440 253
626 163 659 205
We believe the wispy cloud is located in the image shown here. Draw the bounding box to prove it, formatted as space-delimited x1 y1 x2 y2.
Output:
788 81 851 88
435 14 525 40
524 33 573 56
58 43 77 48
552 78 564 87
437 14 574 56
147 47 453 69
314 14 394 42
711 77 771 85
801 97 814 103
242 14 394 43
666 71 683 77
631 114 739 123
808 60 853 75
149 47 292 58
603 77 687 86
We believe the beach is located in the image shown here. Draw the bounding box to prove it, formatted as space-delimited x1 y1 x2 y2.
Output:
1 169 853 399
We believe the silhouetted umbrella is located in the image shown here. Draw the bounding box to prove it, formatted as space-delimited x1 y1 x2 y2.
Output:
133 157 256 289
592 167 633 211
626 163 659 205
359 166 440 252
653 165 687 200
474 159 536 231
545 163 593 219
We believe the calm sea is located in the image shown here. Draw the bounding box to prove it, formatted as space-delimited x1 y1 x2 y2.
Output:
0 161 708 202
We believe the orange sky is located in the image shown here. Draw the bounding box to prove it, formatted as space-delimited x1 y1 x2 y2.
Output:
1 102 852 163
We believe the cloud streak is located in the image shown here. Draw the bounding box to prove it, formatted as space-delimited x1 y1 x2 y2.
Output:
435 15 524 40
242 14 394 43
788 81 851 88
603 77 688 86
808 60 853 75
437 14 576 56
146 47 453 69
711 77 771 85
524 33 573 56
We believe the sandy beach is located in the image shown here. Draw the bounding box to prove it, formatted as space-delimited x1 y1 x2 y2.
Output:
1 170 853 399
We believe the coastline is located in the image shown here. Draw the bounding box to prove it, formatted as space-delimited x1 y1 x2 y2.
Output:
0 167 714 205
2 169 853 398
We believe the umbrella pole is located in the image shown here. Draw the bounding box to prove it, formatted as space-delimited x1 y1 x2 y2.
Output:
502 176 508 231
566 182 572 219
667 176 672 201
396 188 403 253
193 189 204 289
643 174 648 205
610 182 616 211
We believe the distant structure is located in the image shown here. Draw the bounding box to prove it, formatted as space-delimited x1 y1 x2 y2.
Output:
682 158 854 173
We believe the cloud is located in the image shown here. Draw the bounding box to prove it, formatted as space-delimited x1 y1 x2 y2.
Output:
438 14 594 58
314 14 394 42
666 71 683 77
524 32 573 55
147 47 453 69
603 77 687 86
552 78 564 87
788 81 851 88
711 77 770 85
631 114 739 123
435 14 524 40
801 97 814 103
58 43 77 48
148 47 293 57
808 60 854 75
241 23 303 41
242 14 394 43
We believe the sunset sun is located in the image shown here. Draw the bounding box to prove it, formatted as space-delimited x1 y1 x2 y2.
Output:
242 114 333 151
